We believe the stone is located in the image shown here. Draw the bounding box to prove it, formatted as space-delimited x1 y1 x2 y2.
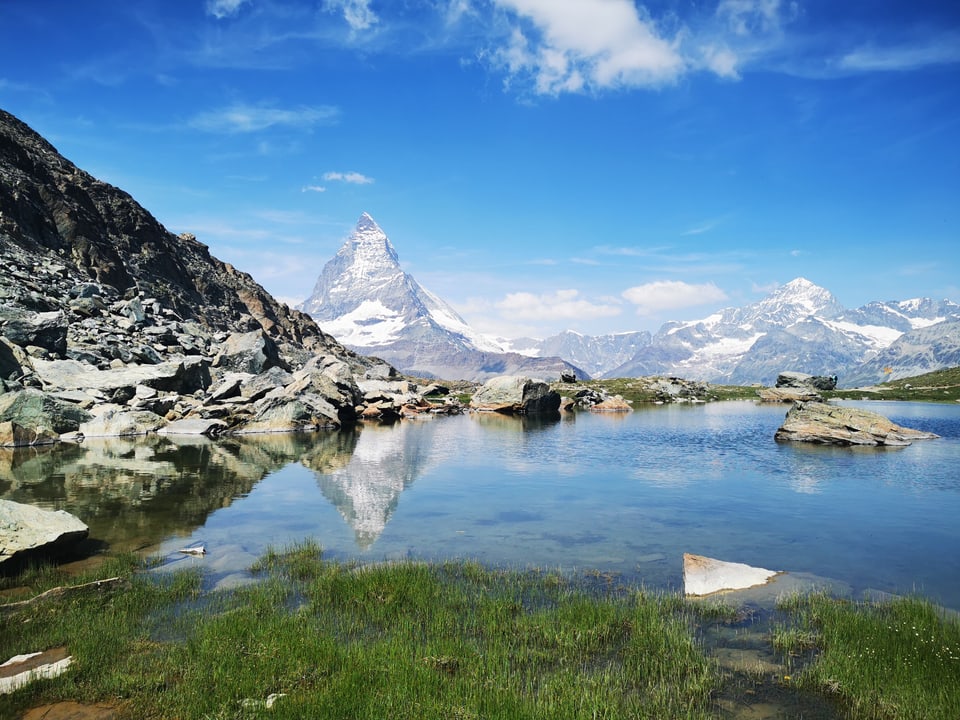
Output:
0 648 73 695
775 401 940 446
0 420 60 447
212 330 284 375
239 366 293 402
237 394 342 433
0 308 68 355
0 389 93 437
0 500 89 566
157 418 227 436
79 407 167 437
757 387 822 403
776 371 837 391
589 395 632 412
31 357 210 395
469 376 561 415
683 553 780 596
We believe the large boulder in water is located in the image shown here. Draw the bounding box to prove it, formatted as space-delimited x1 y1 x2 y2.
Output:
0 500 89 567
469 376 560 415
775 401 939 446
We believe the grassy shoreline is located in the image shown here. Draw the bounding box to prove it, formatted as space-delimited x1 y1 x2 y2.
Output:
2 544 958 719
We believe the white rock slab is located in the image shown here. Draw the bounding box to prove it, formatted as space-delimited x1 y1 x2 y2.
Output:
683 553 781 596
0 650 73 694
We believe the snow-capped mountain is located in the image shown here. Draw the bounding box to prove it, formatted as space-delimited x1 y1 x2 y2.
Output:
601 278 960 386
298 214 586 382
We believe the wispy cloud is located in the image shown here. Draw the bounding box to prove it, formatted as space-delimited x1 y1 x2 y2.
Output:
322 171 375 184
622 280 728 315
206 0 250 20
838 36 960 72
302 185 327 193
496 289 621 321
323 0 379 32
189 103 340 133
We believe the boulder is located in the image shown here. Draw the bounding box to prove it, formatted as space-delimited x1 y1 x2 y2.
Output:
0 308 67 355
469 376 561 415
0 389 92 441
0 421 59 447
31 357 210 395
212 330 284 375
775 371 837 392
158 418 227 437
239 366 293 402
683 553 780 596
79 407 167 437
757 387 822 403
775 401 940 446
0 338 24 380
0 500 89 566
236 394 343 433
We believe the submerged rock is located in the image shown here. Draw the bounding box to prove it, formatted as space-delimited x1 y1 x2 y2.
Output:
775 401 940 446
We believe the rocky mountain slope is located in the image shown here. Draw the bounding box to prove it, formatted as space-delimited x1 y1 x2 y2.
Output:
298 214 585 382
0 108 447 444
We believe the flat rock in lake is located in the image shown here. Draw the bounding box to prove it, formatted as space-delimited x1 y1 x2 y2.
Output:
775 401 940 446
683 553 781 597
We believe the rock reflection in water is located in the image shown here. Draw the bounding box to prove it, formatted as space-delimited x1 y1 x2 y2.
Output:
0 431 355 554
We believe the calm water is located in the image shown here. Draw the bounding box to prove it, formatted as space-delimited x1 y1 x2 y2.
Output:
3 401 958 608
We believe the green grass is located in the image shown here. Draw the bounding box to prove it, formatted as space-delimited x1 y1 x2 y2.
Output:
826 366 960 403
1 545 722 719
5 547 960 719
774 591 960 719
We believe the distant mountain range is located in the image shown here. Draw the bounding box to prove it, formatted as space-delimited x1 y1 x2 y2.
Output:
298 214 960 387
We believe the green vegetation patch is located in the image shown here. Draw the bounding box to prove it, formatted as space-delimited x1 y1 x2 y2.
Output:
1 544 722 719
828 366 960 402
775 592 960 719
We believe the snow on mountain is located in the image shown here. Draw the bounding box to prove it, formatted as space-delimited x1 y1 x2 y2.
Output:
565 279 960 386
297 213 585 382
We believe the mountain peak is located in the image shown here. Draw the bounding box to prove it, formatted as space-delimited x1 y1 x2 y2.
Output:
355 212 382 235
763 277 840 317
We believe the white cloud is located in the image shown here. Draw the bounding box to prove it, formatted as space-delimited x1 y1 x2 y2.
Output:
838 38 960 72
206 0 249 20
495 289 622 321
301 185 327 193
490 0 686 94
324 0 379 31
190 103 340 133
622 280 728 315
322 171 375 184
716 0 785 37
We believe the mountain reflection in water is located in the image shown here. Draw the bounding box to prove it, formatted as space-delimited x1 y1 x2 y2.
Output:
2 402 958 609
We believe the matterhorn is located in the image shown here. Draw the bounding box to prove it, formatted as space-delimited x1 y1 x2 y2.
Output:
298 214 583 381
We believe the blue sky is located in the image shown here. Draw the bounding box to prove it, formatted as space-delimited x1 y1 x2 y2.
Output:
2 0 958 339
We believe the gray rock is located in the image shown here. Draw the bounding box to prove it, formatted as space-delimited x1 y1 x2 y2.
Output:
0 308 67 355
0 499 89 566
239 366 293 402
237 393 342 434
775 371 837 391
213 330 284 375
0 389 92 439
32 357 210 395
79 407 167 437
757 387 822 403
158 418 227 436
469 376 561 415
775 401 940 446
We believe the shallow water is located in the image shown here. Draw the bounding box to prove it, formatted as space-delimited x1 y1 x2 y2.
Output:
3 400 958 609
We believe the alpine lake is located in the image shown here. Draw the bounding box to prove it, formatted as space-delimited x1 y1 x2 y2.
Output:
2 398 958 611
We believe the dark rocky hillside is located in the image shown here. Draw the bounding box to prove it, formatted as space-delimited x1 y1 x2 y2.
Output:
0 109 452 442
0 109 328 355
